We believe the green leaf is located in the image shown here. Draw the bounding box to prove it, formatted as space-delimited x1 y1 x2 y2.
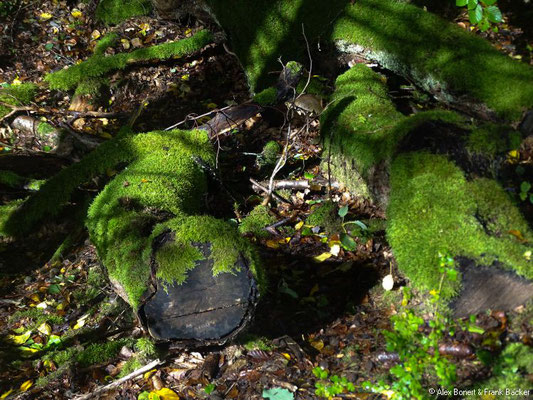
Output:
486 6 502 23
340 233 357 251
48 284 61 294
204 384 216 394
520 181 531 194
469 4 483 24
467 0 478 10
304 171 315 180
520 192 528 201
338 205 348 218
44 43 54 51
482 0 497 5
138 392 150 400
456 0 468 6
467 324 485 334
262 387 294 400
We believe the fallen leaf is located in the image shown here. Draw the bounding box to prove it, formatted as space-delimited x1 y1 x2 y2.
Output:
153 388 180 400
0 389 13 399
314 252 332 262
39 12 53 21
262 387 294 400
20 380 32 392
508 229 526 242
7 331 31 345
37 323 52 336
71 9 82 18
329 244 340 256
382 274 394 291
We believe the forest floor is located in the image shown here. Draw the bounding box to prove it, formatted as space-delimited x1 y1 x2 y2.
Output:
0 1 532 399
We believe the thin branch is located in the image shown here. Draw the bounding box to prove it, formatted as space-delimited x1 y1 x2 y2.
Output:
297 23 313 99
250 178 291 204
71 359 164 400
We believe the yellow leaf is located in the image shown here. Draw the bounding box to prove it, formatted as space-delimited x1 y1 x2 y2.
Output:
314 252 332 262
508 229 526 242
143 369 157 380
524 250 532 261
185 28 192 36
294 221 304 230
0 389 13 399
281 352 291 360
91 30 101 40
100 132 112 139
20 380 32 392
39 12 53 21
7 331 31 345
381 390 395 399
310 340 324 351
30 293 40 302
309 284 319 297
206 103 217 109
73 314 89 330
181 74 189 81
71 9 82 18
36 301 48 309
266 240 279 249
37 323 52 336
153 388 180 400
18 346 39 355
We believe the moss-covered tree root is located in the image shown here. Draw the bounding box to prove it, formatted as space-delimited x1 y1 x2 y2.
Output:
45 30 213 92
207 0 533 121
322 65 533 313
2 129 262 342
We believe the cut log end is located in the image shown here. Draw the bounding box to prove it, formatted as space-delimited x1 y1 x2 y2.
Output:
139 243 258 345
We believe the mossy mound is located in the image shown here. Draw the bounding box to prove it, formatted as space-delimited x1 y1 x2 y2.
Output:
239 205 276 238
467 123 522 156
93 33 119 55
45 30 212 91
0 83 38 119
306 201 342 235
0 170 25 188
387 153 532 299
95 0 152 25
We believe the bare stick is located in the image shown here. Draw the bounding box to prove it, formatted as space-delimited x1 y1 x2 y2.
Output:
250 178 291 204
297 23 313 99
71 359 164 400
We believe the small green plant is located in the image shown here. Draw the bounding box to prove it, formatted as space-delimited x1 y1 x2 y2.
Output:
312 366 356 398
338 204 368 251
204 383 216 394
456 0 503 32
519 182 533 204
363 253 459 399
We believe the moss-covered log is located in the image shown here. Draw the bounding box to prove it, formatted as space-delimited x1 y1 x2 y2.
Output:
321 64 533 315
1 129 262 342
206 0 533 122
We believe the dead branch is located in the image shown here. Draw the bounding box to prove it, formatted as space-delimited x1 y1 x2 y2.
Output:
250 178 291 204
71 359 164 400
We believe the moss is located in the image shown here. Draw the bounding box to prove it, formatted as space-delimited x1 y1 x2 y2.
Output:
386 153 533 299
467 343 533 399
253 87 277 105
0 199 24 236
134 337 157 358
8 308 63 331
241 334 273 351
36 122 55 137
118 356 143 378
238 205 276 238
45 30 213 91
0 83 38 118
207 0 533 119
95 0 152 25
467 123 522 155
77 339 132 367
259 140 280 167
306 201 342 234
0 170 24 187
94 32 119 55
74 77 109 98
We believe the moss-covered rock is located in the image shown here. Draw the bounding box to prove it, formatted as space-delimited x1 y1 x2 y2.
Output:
387 153 532 299
467 123 522 155
0 83 38 119
45 30 212 91
258 140 280 167
95 0 152 25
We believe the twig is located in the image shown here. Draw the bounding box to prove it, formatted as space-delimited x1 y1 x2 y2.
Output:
0 103 33 123
0 101 124 121
164 106 231 131
297 23 313 100
250 178 291 204
71 359 164 400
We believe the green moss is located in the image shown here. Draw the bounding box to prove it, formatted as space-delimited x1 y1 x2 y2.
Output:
74 77 109 98
387 153 533 299
253 87 277 105
77 339 132 367
259 140 280 167
118 356 143 378
8 308 63 330
306 201 342 234
45 30 213 91
207 0 533 119
0 82 38 118
241 334 273 351
134 337 157 358
95 0 152 25
239 205 276 238
467 123 522 155
467 343 533 399
36 122 55 137
0 199 23 236
94 32 119 55
0 170 24 187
